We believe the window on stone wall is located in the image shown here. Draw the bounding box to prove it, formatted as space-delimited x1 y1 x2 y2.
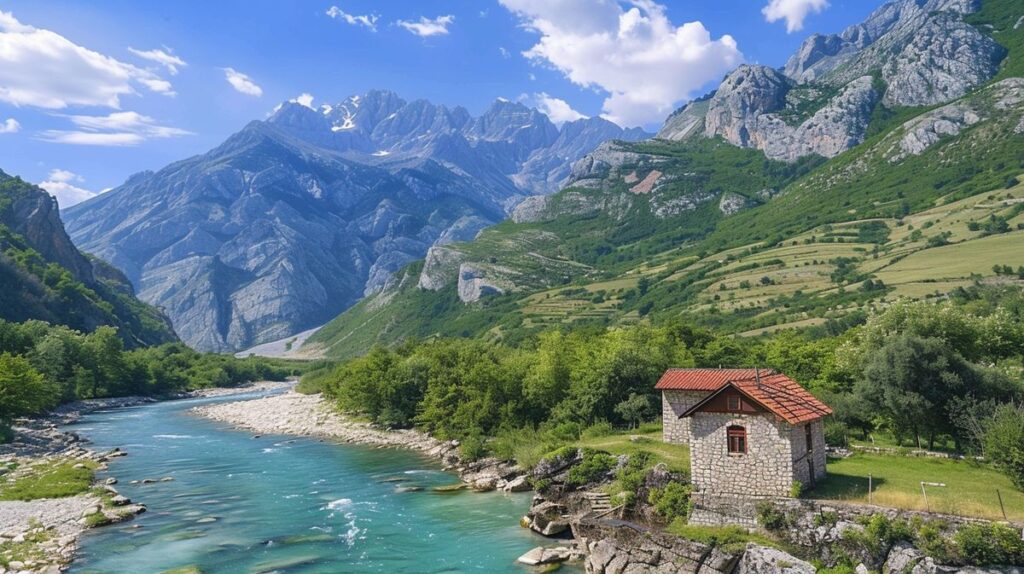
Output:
727 425 747 454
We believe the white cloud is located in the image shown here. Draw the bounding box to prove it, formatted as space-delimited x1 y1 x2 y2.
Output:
38 111 192 146
326 6 379 31
38 169 96 207
0 10 175 109
0 118 19 133
290 93 315 108
522 92 587 126
223 67 262 97
128 46 187 75
499 46 511 59
499 0 742 128
396 15 455 37
762 0 829 33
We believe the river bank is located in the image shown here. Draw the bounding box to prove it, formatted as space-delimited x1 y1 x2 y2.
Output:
191 390 530 492
0 382 290 573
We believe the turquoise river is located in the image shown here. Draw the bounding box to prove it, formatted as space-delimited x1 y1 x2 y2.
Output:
63 389 555 573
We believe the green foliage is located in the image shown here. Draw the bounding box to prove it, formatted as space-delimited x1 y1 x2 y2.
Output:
953 522 1024 566
980 403 1024 489
566 449 616 487
458 432 487 461
648 481 692 523
0 319 296 433
756 501 792 531
790 481 803 498
0 353 59 426
666 521 777 553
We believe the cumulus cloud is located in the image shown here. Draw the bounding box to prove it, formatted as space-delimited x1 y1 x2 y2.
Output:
290 93 315 108
522 92 587 126
38 169 96 207
223 67 262 96
0 10 175 109
128 46 187 75
326 6 379 31
396 15 455 37
499 0 742 128
38 111 192 146
0 118 19 133
762 0 829 33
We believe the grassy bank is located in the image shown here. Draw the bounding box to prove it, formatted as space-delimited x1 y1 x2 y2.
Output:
813 453 1024 521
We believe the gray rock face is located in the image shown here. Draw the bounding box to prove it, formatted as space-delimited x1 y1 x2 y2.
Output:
793 0 1003 108
705 68 879 161
656 99 710 141
704 65 793 149
660 0 1004 162
736 544 817 574
889 78 1024 161
65 91 642 352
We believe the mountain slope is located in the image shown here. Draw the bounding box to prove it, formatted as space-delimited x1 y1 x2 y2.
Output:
305 0 1024 359
0 170 177 347
64 91 649 352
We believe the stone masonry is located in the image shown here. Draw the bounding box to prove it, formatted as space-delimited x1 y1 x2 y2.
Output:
689 412 794 498
661 390 707 445
789 418 827 488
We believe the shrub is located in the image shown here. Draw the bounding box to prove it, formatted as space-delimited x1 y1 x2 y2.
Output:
824 421 850 447
954 523 1024 566
648 481 693 523
790 481 803 498
756 501 791 531
458 433 486 461
566 450 616 486
615 452 652 494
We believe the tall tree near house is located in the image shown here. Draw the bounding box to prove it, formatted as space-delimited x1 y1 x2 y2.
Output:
615 392 654 429
857 335 976 449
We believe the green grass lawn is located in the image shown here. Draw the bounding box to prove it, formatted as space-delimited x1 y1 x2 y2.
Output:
575 427 690 473
813 453 1024 521
0 460 97 501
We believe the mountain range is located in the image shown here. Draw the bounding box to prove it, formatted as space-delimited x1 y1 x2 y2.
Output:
305 0 1024 359
63 92 649 352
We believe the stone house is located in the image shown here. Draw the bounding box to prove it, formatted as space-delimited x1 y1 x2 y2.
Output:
656 368 832 498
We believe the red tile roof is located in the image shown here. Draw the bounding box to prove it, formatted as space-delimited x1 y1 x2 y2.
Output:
678 372 833 425
654 368 774 391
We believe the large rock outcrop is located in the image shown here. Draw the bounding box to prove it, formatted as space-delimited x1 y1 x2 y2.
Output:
0 170 176 346
704 68 879 161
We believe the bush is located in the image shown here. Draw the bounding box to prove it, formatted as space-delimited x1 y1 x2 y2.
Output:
954 523 1024 566
615 452 653 494
566 450 616 486
824 421 850 447
648 481 692 522
756 501 791 531
981 404 1024 489
458 433 486 461
790 481 803 498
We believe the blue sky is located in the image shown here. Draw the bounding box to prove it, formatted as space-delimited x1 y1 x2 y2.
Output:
0 0 884 206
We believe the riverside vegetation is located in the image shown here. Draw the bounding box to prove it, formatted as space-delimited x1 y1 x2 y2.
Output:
0 319 301 441
302 286 1024 513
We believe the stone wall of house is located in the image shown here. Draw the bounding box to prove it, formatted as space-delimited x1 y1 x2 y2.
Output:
690 412 794 497
789 419 827 489
661 390 708 444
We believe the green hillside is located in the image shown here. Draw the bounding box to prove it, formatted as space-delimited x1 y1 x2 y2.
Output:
307 2 1024 360
0 172 177 347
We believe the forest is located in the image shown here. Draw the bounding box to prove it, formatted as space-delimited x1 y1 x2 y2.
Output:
0 319 298 440
302 285 1024 489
